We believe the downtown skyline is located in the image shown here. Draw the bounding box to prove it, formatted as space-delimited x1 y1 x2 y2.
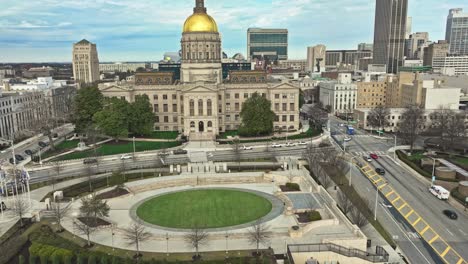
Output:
1 0 467 63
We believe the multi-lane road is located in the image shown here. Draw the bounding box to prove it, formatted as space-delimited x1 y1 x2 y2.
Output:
329 116 468 263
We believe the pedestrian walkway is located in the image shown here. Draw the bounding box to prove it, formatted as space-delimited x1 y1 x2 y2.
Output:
352 151 387 157
439 159 468 180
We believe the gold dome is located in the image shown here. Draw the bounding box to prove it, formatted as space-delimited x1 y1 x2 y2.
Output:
183 13 218 33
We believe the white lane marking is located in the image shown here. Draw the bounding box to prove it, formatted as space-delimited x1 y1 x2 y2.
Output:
382 207 433 264
458 229 466 236
446 229 454 236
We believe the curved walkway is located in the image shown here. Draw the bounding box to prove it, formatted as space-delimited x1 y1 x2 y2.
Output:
129 187 285 232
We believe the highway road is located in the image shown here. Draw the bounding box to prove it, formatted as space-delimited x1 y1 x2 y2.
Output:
329 116 468 263
26 144 314 184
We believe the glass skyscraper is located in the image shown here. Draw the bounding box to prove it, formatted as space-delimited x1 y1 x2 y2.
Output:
247 28 288 61
372 0 408 73
446 8 468 56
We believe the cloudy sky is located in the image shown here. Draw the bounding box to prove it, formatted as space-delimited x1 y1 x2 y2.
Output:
0 0 467 63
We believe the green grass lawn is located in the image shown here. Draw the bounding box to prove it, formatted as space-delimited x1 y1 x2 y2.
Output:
54 141 181 161
136 189 273 229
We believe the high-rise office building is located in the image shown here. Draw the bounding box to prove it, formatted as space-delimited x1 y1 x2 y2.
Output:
72 39 100 85
247 28 288 61
306 45 326 72
357 43 373 51
372 0 408 73
405 17 412 39
423 40 449 66
405 32 429 59
445 8 468 55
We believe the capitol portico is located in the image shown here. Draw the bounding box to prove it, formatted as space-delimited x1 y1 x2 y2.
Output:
99 0 300 140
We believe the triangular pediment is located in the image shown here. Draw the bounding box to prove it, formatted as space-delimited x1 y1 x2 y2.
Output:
185 85 217 93
100 85 132 92
271 82 299 90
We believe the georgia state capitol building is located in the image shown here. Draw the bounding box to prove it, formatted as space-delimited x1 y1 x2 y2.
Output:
99 0 300 141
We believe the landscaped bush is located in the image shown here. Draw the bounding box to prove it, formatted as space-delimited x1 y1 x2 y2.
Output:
308 211 322 221
29 242 74 262
29 255 37 264
285 182 301 191
396 151 432 178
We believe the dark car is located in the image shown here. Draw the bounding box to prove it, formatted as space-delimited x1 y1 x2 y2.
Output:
83 158 98 164
173 149 188 155
443 210 458 220
25 149 34 156
375 168 386 175
15 154 24 161
38 141 47 148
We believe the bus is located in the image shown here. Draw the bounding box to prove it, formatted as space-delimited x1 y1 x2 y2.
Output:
346 125 355 135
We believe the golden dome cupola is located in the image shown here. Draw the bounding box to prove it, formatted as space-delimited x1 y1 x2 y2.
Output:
183 0 218 33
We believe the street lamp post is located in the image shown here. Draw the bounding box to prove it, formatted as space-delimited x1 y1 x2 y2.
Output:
374 186 379 221
348 156 358 186
393 134 397 160
429 157 437 186
132 137 136 159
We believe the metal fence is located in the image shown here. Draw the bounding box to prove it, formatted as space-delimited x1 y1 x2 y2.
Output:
287 243 389 263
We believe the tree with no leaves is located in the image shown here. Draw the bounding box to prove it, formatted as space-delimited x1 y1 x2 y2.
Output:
337 190 353 215
51 199 69 232
184 226 209 259
74 219 96 247
123 222 152 261
367 106 390 132
350 207 368 228
232 138 241 171
51 161 63 191
431 109 467 150
12 196 28 227
399 105 424 153
248 220 271 256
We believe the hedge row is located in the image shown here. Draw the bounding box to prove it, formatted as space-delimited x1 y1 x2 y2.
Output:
285 182 301 191
29 242 73 262
396 150 432 178
308 210 322 222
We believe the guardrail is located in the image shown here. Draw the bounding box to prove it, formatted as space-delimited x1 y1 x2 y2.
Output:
287 243 389 263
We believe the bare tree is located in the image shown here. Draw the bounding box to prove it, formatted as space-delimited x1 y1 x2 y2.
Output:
350 207 368 228
248 220 271 256
74 219 96 247
184 226 209 259
337 190 353 215
399 105 424 153
85 162 95 193
429 108 452 148
51 161 63 191
12 196 28 227
51 200 69 232
367 106 390 132
123 222 152 261
446 112 466 150
319 174 333 189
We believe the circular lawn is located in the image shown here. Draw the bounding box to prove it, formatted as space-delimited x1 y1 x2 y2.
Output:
136 189 273 229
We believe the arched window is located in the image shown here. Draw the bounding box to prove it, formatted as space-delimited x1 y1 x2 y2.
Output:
207 99 212 116
189 100 195 116
198 99 203 116
190 121 195 128
208 121 213 128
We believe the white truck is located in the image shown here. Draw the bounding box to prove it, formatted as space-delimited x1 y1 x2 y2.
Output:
429 185 450 200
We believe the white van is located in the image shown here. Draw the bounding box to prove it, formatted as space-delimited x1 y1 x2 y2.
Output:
429 185 450 200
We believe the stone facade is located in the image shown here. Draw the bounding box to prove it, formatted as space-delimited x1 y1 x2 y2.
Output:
72 39 100 85
356 81 387 108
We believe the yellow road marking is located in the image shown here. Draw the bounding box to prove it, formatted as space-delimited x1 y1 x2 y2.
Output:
441 246 451 258
378 184 387 190
385 190 395 197
412 217 422 226
456 258 464 264
429 235 439 244
398 203 407 211
391 196 401 203
374 178 383 184
420 225 431 235
404 210 414 218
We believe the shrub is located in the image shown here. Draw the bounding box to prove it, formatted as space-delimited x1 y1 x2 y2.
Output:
308 211 322 221
88 255 97 264
40 255 48 264
285 182 300 191
18 255 25 264
77 255 86 264
29 255 37 264
64 256 72 264
30 242 74 262
112 256 120 264
52 255 60 264
101 256 109 264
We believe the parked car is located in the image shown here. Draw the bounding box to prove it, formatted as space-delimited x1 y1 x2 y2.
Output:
25 149 34 156
271 143 282 148
285 142 296 147
364 156 372 162
120 154 133 160
83 158 98 164
173 149 188 155
375 168 386 175
370 153 379 160
15 154 24 161
297 141 308 146
443 210 458 220
242 145 253 150
38 141 48 148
